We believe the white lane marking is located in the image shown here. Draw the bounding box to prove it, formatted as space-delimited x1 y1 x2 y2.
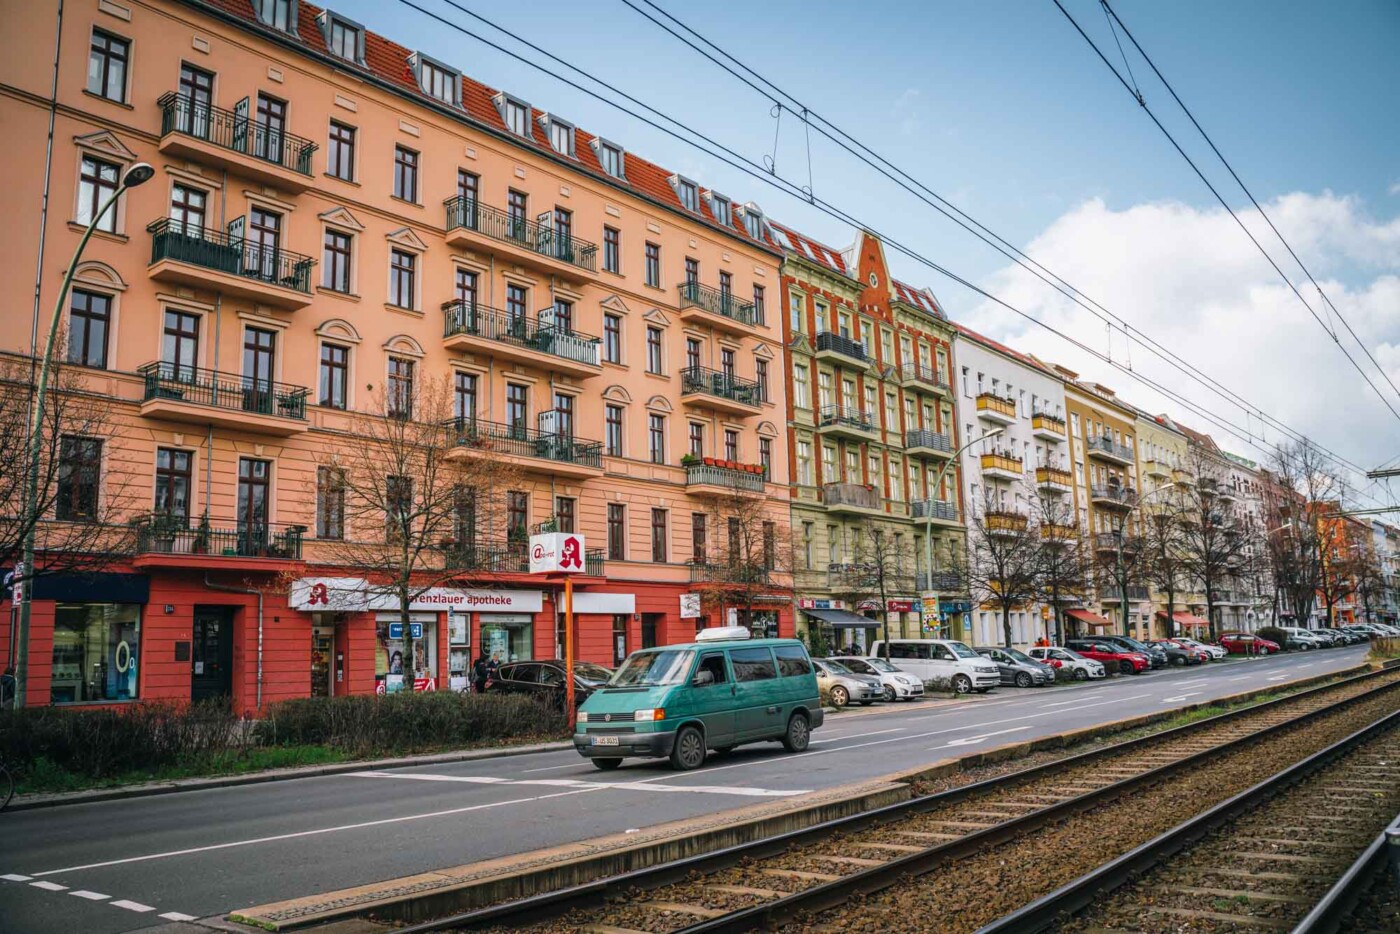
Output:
1162 693 1202 703
69 890 110 901
347 770 806 798
520 763 585 773
602 782 808 797
1041 698 1087 708
1 874 33 882
31 787 601 877
110 899 155 912
1268 674 1289 682
30 881 68 891
1228 676 1252 682
816 727 905 741
160 912 199 921
937 727 1032 748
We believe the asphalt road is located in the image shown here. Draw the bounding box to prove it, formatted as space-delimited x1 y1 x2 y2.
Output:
0 645 1371 933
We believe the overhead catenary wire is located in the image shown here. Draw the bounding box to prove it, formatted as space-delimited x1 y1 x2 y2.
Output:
392 0 1386 506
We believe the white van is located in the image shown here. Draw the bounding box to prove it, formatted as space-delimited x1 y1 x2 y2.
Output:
867 639 1001 694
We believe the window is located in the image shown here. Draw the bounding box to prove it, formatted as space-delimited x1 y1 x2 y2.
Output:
552 298 573 333
775 644 811 677
651 508 668 562
676 177 699 212
649 413 666 464
553 392 575 437
752 284 765 324
603 313 621 363
546 117 573 155
797 440 813 485
695 652 727 686
731 647 776 681
646 326 664 374
688 422 704 458
393 146 418 202
794 366 809 408
685 257 699 287
603 226 620 274
507 189 528 235
57 436 101 520
555 496 576 533
67 289 111 369
500 96 530 136
327 121 355 181
711 194 731 226
507 491 529 541
418 58 458 104
170 183 206 234
506 383 528 431
686 337 702 372
605 404 623 456
248 208 282 278
87 30 129 103
553 208 572 258
719 271 733 303
755 358 769 402
389 249 416 308
77 156 120 232
454 371 477 423
597 140 625 178
322 229 352 292
387 356 414 418
255 0 295 31
645 242 661 287
317 466 345 539
789 292 804 334
692 512 707 563
506 283 528 323
162 310 199 378
51 603 141 704
760 437 773 478
385 474 412 543
724 429 738 462
607 503 626 559
154 448 192 520
721 348 736 380
325 15 363 62
802 522 814 569
319 343 348 409
253 94 286 163
742 206 764 239
177 63 213 137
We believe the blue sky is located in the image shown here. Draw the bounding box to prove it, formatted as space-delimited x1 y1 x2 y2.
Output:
335 0 1400 485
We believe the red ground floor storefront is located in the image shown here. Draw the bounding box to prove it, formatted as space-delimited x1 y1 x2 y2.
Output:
2 564 793 714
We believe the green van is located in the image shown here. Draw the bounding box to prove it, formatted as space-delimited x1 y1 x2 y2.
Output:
573 628 824 771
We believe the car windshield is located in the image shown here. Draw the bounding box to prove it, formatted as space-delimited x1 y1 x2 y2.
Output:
865 658 899 672
947 641 980 659
820 659 853 674
610 650 695 687
1004 648 1036 664
574 662 614 683
1057 649 1085 661
1119 638 1152 652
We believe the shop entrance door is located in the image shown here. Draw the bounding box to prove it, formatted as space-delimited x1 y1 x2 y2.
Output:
311 624 333 697
191 607 234 701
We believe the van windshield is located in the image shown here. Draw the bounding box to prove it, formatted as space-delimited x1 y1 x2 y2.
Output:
610 650 695 687
946 641 980 659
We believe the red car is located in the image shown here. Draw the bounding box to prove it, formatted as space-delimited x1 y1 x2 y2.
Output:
1218 632 1280 655
1065 639 1152 675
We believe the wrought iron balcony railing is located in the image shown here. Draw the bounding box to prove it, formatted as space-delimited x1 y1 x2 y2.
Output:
688 561 771 585
444 196 597 272
677 282 756 325
912 499 959 521
906 428 953 453
1091 485 1138 508
917 570 963 591
158 92 317 175
818 404 876 433
898 362 949 391
148 218 314 293
445 418 603 469
138 362 309 419
1087 435 1135 462
442 301 600 368
133 515 304 559
685 464 766 492
823 482 880 510
814 331 867 362
680 366 760 407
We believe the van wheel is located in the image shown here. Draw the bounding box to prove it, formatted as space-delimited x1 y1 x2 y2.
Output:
1015 672 1034 688
952 674 972 694
830 686 850 708
669 726 706 771
782 713 810 752
591 758 622 771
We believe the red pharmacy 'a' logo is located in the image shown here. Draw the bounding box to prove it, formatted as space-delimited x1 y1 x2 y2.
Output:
308 582 330 605
560 535 583 569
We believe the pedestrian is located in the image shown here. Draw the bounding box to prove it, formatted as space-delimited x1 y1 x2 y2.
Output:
486 652 502 685
472 652 489 694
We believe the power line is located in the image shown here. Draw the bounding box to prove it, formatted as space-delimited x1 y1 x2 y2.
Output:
390 0 1385 506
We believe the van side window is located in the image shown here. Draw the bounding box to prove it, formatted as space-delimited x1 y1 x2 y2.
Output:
730 647 777 681
774 644 812 677
932 644 956 661
696 653 728 686
888 643 915 659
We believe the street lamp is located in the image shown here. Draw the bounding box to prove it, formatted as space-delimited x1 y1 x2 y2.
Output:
11 162 153 707
921 426 1005 642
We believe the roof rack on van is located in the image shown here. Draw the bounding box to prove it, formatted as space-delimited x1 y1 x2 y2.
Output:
695 626 752 642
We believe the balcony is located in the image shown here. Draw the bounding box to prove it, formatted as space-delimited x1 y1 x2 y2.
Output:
813 331 868 366
689 561 771 586
1143 459 1173 480
132 516 304 570
1173 467 1193 487
1102 585 1150 603
1041 522 1078 543
444 418 604 479
444 197 597 282
1094 531 1138 555
156 92 316 191
905 429 953 458
898 362 950 395
1035 465 1073 494
816 405 879 442
677 282 757 334
980 452 1024 482
1032 413 1067 441
137 363 309 436
147 219 314 309
1086 435 1135 466
976 393 1018 425
823 482 883 516
446 541 604 578
912 499 961 525
685 463 766 497
984 509 1029 537
680 366 762 416
442 302 601 379
1091 485 1137 511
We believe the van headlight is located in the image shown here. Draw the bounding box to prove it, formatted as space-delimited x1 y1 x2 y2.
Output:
577 711 589 723
634 708 665 722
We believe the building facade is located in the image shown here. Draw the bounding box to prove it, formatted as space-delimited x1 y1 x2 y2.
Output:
0 0 794 710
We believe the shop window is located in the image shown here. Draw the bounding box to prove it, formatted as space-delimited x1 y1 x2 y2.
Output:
612 614 629 666
50 603 140 704
375 615 436 692
481 616 532 663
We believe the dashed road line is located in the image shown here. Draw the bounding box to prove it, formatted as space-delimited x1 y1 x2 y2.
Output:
1 873 193 924
69 890 109 901
30 880 67 891
110 898 155 912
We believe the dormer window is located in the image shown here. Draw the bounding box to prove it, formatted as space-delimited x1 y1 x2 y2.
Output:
672 175 699 212
318 11 364 64
593 138 626 179
739 202 765 239
411 53 459 106
707 192 732 226
494 94 531 137
255 0 297 33
540 115 574 156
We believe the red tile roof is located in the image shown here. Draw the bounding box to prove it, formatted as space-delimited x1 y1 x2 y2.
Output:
198 0 777 253
892 279 942 316
767 220 849 275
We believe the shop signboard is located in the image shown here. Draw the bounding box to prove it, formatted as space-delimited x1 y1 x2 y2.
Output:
798 598 846 610
387 622 423 640
679 592 701 618
887 598 916 612
528 533 586 574
921 593 940 626
290 578 543 613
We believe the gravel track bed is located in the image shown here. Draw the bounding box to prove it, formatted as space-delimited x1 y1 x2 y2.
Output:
1345 857 1400 934
781 686 1400 934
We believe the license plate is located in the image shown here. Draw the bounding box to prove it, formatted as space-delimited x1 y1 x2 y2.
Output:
590 735 619 746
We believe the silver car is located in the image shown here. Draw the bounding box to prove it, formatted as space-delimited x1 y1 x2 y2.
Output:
974 646 1055 687
830 655 925 702
813 658 880 708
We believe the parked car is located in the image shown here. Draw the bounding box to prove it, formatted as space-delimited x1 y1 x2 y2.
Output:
1171 636 1227 660
1279 627 1326 650
1029 646 1107 681
1150 640 1206 666
1065 639 1152 675
974 646 1056 687
813 658 881 708
1343 624 1387 640
1218 632 1281 655
1309 628 1345 646
830 656 924 702
868 639 1001 694
490 660 615 708
1098 635 1168 669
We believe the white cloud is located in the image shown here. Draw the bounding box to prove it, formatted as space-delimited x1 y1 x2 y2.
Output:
1390 180 1400 195
958 193 1400 477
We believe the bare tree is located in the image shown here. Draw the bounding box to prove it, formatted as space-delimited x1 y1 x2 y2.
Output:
1031 492 1092 644
314 377 519 688
1351 537 1387 627
829 520 916 659
694 476 791 634
1137 490 1192 638
963 487 1042 648
1177 450 1254 641
1263 440 1339 627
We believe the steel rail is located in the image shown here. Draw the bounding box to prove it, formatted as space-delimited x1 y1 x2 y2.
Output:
1290 813 1400 934
392 665 1397 933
